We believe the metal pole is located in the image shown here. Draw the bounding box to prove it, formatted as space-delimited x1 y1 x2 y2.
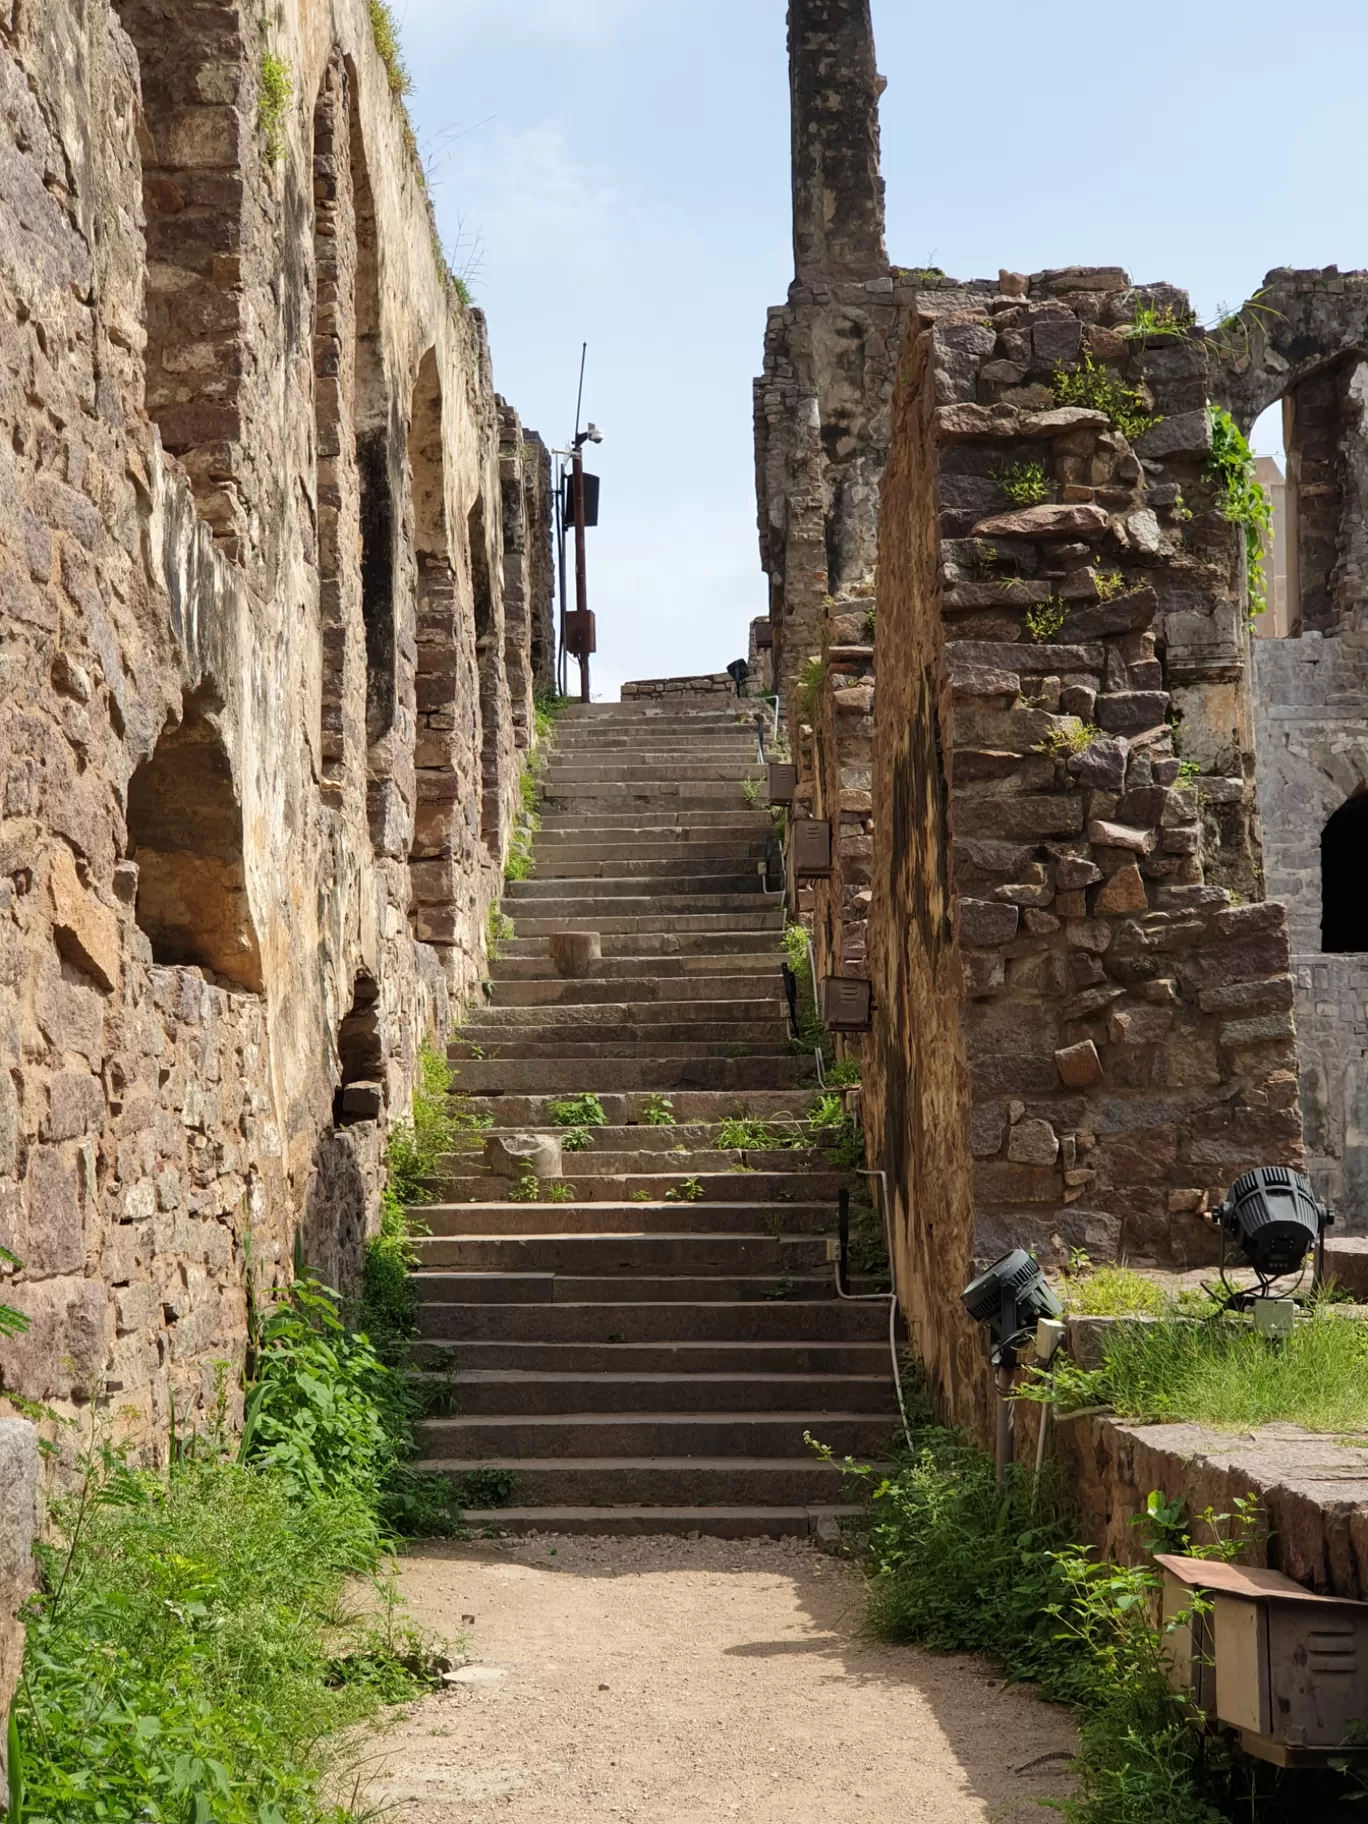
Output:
555 456 568 699
995 1367 1014 1489
572 443 589 704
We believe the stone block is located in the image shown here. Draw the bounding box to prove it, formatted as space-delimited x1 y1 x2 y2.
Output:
484 1133 562 1180
1007 1118 1059 1165
958 899 1019 947
1096 692 1170 736
971 502 1109 540
1088 819 1155 853
1 1276 107 1399
549 931 602 977
1055 1040 1103 1087
1093 862 1148 914
1107 1003 1174 1045
48 845 119 992
340 1082 384 1121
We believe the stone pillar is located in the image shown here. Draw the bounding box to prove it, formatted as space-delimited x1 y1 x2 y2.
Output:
788 0 888 284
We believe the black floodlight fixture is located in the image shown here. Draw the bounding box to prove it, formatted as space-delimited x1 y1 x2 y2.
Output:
961 1248 1062 1370
727 658 750 696
1216 1165 1330 1296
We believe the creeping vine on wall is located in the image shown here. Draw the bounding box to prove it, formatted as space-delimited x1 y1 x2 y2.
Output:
1206 405 1272 618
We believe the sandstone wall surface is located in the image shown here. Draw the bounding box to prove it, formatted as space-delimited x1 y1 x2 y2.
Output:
0 0 549 1457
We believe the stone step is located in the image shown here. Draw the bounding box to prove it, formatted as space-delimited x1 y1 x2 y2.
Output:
429 1370 893 1417
453 1090 818 1126
505 911 783 938
489 952 782 982
416 1198 837 1236
409 1270 853 1304
455 1021 790 1052
538 810 771 832
541 762 760 785
429 1169 843 1205
414 1233 835 1274
464 997 784 1026
494 931 782 961
414 1297 889 1343
450 1039 795 1065
418 1410 892 1460
486 973 783 1005
414 1457 867 1508
540 782 762 805
453 1505 861 1539
506 873 764 899
447 1146 823 1179
532 850 769 876
412 1338 890 1375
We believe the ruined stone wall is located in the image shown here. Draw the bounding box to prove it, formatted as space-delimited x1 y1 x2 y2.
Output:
0 0 548 1458
620 674 738 703
863 279 1304 1431
1212 269 1368 1227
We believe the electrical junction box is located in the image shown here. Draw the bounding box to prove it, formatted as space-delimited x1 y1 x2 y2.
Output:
563 610 596 657
822 975 873 1031
767 762 797 806
1156 1554 1368 1765
754 620 773 650
791 817 832 878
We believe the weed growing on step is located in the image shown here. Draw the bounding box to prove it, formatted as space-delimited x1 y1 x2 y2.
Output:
741 776 761 807
508 1167 542 1203
546 1182 577 1203
1052 351 1158 443
825 1057 862 1088
717 1115 805 1151
487 904 515 957
630 1189 652 1202
664 1176 704 1203
533 686 566 743
549 1093 608 1128
560 1127 592 1153
642 1093 676 1126
807 1092 865 1170
456 1468 515 1510
994 459 1053 507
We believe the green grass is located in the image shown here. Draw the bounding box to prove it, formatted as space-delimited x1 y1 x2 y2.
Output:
368 0 411 94
796 657 824 718
1086 1309 1368 1433
11 1450 439 1824
1061 1265 1175 1319
257 51 292 163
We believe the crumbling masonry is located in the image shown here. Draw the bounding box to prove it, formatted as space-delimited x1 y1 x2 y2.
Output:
0 0 553 1486
756 0 1368 1431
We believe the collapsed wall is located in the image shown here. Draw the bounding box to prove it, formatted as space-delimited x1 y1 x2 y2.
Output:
0 0 551 1448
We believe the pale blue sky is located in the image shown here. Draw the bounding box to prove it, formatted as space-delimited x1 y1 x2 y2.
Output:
397 0 1368 698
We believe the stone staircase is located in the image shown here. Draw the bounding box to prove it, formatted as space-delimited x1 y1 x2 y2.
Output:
410 700 897 1536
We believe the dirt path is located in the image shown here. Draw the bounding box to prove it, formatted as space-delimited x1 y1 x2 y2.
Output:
357 1534 1075 1822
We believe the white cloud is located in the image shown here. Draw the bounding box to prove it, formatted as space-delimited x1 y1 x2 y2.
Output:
400 0 644 42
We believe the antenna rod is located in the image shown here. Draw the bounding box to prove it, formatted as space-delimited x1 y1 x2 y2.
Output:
574 341 587 442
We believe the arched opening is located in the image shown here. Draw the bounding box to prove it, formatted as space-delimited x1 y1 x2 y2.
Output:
1249 401 1291 640
1321 793 1368 953
469 497 502 849
114 0 249 553
408 349 465 963
348 69 396 750
333 971 383 1124
126 692 263 991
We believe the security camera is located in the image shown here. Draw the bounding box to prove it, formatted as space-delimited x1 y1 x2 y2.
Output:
585 423 604 444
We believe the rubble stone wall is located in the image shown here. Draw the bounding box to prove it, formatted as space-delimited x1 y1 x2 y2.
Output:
0 0 550 1463
862 282 1304 1431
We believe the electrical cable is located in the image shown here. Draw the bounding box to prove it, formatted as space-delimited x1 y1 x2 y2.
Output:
828 1164 914 1451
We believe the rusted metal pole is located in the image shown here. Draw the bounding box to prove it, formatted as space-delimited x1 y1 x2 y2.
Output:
572 444 590 703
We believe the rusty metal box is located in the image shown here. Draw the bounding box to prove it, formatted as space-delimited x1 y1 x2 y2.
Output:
563 610 596 657
1157 1554 1368 1764
791 817 832 878
822 976 873 1031
754 619 774 650
767 763 797 806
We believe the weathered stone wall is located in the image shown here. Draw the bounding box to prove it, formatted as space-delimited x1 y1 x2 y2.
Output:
0 0 548 1463
620 674 738 702
0 1420 38 1794
862 281 1304 1431
1217 269 1368 1228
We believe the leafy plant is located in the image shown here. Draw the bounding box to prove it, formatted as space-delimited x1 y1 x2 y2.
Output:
487 904 515 956
533 687 566 743
549 1093 608 1128
741 776 761 807
257 51 292 163
1178 759 1201 782
1053 351 1158 443
1094 569 1125 601
368 0 411 94
994 460 1053 507
1207 404 1272 617
560 1127 592 1153
642 1093 676 1127
630 1189 653 1202
455 1467 515 1509
664 1176 705 1203
861 605 876 642
546 1182 577 1204
796 657 824 718
1035 718 1101 758
717 1116 804 1151
825 1057 862 1087
508 1167 541 1204
1025 598 1069 642
504 848 533 883
1 1244 28 1340
1121 302 1195 340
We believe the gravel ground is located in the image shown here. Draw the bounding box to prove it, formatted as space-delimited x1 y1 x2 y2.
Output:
350 1533 1076 1822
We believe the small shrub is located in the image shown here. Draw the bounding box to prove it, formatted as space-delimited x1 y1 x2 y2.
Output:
796 656 824 717
487 905 515 956
1178 758 1201 782
504 848 533 883
549 1093 608 1128
1036 718 1101 758
861 605 876 641
642 1093 676 1127
368 0 411 94
1207 404 1272 617
994 459 1053 507
825 1057 862 1087
508 1167 541 1204
257 51 292 163
1094 569 1125 601
741 776 761 807
1025 598 1069 643
1053 352 1158 443
455 1467 515 1510
560 1126 592 1153
533 686 566 742
1121 301 1195 341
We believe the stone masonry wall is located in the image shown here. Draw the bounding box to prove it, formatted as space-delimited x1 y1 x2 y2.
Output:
863 281 1304 1432
0 0 549 1475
